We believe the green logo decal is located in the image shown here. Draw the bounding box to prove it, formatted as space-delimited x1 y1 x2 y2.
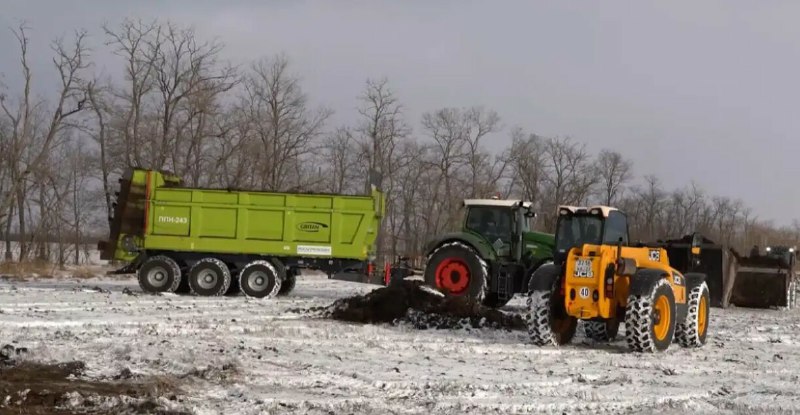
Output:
297 221 329 233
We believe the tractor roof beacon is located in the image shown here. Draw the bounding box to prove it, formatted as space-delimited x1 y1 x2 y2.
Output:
422 198 556 309
525 204 710 353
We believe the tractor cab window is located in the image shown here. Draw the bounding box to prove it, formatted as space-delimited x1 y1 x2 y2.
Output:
555 214 603 256
602 210 629 245
466 206 513 246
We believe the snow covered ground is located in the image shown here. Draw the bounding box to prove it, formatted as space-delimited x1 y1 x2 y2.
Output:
2 273 800 414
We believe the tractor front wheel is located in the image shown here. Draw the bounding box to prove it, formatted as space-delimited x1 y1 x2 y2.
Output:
424 243 488 301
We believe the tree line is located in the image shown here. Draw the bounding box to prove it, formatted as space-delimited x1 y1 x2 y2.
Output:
1 19 798 266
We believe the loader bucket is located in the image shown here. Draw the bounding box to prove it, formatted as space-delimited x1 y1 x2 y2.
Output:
652 235 736 308
729 256 794 309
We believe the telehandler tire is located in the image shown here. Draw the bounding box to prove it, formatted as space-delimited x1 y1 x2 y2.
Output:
425 242 488 301
584 319 620 342
526 279 577 346
675 281 710 348
188 258 232 296
625 279 676 352
138 256 182 294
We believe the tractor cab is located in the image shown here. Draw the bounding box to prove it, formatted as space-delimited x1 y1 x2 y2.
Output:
764 245 797 268
553 205 629 264
462 198 537 260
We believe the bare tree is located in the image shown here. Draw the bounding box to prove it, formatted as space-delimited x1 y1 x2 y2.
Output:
594 149 632 206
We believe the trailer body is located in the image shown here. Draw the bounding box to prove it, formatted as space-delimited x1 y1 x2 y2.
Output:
99 169 385 288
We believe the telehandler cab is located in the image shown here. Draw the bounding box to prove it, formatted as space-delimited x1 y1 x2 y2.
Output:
525 205 710 352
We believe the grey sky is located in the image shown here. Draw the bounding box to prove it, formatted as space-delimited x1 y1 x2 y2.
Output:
3 1 799 225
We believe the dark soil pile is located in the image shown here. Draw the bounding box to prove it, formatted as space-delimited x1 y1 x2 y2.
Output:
0 344 190 415
323 279 525 331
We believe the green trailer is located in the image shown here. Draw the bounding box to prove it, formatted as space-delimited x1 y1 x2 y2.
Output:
98 168 385 298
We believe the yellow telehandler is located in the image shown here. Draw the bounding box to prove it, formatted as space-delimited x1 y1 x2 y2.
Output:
525 205 710 352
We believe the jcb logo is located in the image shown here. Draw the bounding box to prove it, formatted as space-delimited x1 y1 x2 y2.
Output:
649 249 661 262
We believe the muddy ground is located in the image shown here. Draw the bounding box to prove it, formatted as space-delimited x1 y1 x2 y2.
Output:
321 279 525 330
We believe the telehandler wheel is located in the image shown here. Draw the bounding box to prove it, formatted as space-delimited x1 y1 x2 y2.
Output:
424 243 488 301
138 256 182 294
239 260 282 299
584 319 620 342
675 281 710 348
188 258 232 297
625 279 676 352
526 280 577 346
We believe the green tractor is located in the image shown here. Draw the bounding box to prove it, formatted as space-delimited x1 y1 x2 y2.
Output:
423 198 555 308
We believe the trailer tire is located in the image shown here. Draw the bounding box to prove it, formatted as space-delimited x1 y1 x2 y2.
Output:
225 274 241 296
138 256 182 294
188 258 231 297
239 260 282 299
277 270 297 296
675 281 710 348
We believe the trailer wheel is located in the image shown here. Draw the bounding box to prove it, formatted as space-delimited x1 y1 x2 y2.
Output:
625 279 676 352
239 260 282 299
138 256 182 294
424 242 488 301
277 270 297 296
188 258 231 297
675 281 710 348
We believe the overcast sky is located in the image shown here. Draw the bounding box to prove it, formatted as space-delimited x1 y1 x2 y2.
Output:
2 1 799 225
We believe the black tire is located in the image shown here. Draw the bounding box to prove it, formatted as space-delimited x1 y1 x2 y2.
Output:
625 279 676 352
525 278 577 346
481 292 512 308
584 319 620 342
239 260 282 299
175 265 191 294
188 258 231 297
225 274 241 296
424 242 488 301
137 256 182 293
277 270 297 296
675 281 710 348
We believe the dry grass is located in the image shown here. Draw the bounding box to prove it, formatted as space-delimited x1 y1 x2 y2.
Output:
0 260 57 280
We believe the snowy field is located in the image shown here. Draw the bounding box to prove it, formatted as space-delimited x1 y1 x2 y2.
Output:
2 273 800 414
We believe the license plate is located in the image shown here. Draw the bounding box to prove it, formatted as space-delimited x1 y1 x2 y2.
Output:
574 259 593 278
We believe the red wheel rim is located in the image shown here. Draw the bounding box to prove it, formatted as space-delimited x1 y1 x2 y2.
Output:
435 258 470 295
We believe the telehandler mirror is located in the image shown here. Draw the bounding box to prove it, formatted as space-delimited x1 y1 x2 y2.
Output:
524 210 537 218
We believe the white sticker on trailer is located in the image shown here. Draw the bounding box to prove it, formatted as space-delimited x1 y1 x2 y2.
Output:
297 245 332 256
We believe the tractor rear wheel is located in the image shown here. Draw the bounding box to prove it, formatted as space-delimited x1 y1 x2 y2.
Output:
239 260 282 299
188 258 231 297
675 281 710 348
584 318 620 342
424 243 488 301
625 279 676 352
526 279 577 346
138 256 182 294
